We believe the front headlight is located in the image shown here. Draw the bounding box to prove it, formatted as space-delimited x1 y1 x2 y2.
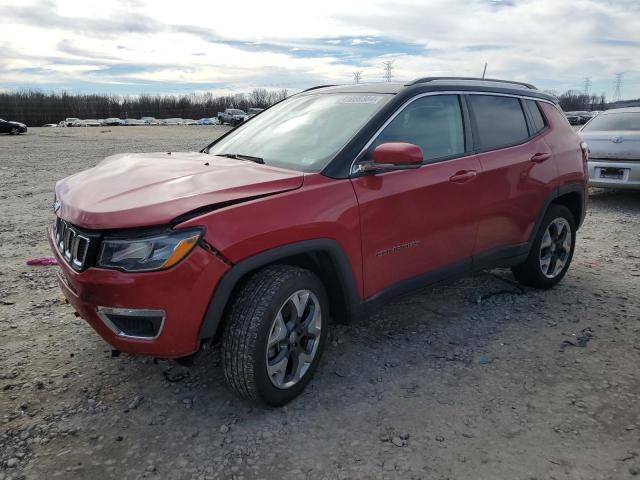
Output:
98 228 202 272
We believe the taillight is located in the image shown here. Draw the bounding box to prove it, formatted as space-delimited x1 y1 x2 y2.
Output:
580 141 589 162
580 141 589 176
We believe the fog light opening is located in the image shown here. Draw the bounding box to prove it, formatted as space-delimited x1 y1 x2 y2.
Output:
96 307 165 340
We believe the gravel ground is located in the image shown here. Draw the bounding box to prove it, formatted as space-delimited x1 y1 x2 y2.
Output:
1 127 639 480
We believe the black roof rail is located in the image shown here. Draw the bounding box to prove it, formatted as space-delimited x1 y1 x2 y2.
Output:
301 84 337 92
408 77 537 90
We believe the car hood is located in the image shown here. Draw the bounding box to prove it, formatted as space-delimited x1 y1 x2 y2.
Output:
579 130 640 160
55 152 304 229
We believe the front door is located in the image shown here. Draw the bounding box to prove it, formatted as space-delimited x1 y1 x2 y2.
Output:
350 94 482 298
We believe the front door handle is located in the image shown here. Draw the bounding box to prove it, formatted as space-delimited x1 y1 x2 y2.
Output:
449 170 477 183
530 152 551 163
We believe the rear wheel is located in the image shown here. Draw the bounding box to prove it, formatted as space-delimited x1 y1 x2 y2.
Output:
512 204 576 289
221 265 328 406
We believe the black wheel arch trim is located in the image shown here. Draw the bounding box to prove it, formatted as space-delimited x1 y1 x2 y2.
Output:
198 238 361 340
529 184 586 249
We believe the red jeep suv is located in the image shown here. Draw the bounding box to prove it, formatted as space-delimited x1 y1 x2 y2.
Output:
50 78 588 406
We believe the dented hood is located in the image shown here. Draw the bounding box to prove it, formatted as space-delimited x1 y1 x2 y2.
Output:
55 152 304 229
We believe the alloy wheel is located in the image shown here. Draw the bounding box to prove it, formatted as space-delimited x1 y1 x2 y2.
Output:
539 217 572 278
266 289 322 389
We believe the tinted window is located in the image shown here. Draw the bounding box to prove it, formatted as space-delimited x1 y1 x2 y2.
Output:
526 100 546 133
373 95 464 162
469 95 529 150
582 112 640 132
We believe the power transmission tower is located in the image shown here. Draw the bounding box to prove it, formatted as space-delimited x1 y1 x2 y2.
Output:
382 60 394 82
583 77 592 96
613 73 624 102
353 71 363 84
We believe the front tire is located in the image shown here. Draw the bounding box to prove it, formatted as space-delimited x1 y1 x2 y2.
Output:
221 265 329 406
9 127 19 135
512 204 576 289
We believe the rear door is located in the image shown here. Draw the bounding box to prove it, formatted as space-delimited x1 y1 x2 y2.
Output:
350 94 482 298
468 94 558 260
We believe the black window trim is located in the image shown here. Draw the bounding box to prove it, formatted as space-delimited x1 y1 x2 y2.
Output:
349 90 559 176
466 93 552 155
522 98 549 138
350 92 473 176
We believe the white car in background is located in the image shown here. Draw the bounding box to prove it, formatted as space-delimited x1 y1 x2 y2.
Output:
196 117 219 125
162 118 184 125
102 118 125 126
141 117 160 125
579 107 640 189
124 119 146 126
81 119 101 127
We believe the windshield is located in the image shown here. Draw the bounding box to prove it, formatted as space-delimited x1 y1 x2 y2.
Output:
208 93 391 171
229 109 245 115
582 112 640 131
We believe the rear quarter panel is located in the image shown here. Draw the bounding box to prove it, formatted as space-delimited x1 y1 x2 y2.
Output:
540 103 587 188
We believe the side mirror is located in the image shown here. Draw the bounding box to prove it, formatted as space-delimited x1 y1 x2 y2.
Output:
353 142 423 174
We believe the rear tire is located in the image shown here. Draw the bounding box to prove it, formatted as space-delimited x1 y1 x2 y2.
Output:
512 204 576 289
221 265 329 406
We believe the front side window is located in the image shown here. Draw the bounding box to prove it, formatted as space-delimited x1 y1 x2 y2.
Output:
582 112 640 131
371 94 465 162
469 95 529 150
208 93 391 172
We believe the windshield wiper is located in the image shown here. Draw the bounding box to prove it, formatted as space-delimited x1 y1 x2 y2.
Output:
216 153 264 164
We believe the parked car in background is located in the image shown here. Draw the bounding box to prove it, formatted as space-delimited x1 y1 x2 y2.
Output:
42 123 58 128
50 77 587 406
124 119 146 126
579 107 640 189
182 119 198 125
196 117 219 125
102 118 125 126
247 108 264 118
163 118 184 125
0 118 27 134
63 118 81 127
141 117 160 125
565 111 595 125
217 108 248 126
81 119 101 127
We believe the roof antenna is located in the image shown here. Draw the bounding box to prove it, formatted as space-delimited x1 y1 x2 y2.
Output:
482 62 488 79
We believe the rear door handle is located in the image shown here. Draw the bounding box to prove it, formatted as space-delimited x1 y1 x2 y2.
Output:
449 170 477 183
530 152 551 163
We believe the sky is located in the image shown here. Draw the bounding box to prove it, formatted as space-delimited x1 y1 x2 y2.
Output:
1 0 639 99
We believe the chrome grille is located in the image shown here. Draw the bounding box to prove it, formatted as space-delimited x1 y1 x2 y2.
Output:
54 218 90 269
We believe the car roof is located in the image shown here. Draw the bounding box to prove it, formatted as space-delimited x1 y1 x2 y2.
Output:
298 77 557 103
600 107 640 114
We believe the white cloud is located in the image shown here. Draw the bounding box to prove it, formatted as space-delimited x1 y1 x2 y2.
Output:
0 0 638 97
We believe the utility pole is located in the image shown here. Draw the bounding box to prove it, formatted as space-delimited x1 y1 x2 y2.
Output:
613 73 624 102
583 77 592 96
382 60 394 82
482 62 488 79
353 71 363 84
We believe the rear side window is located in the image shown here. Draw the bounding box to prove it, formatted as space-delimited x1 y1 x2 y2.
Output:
373 94 465 162
469 95 529 150
525 99 546 133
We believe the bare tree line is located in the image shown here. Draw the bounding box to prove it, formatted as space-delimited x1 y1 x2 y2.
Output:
556 90 607 112
0 88 288 126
